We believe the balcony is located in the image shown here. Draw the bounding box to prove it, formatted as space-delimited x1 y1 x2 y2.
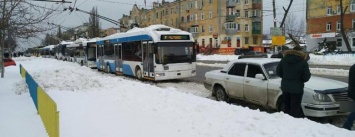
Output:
225 29 238 35
250 16 261 22
252 29 261 34
227 0 236 7
226 15 235 22
252 22 261 34
192 33 199 38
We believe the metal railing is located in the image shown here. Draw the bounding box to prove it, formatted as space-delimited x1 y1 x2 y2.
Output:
20 64 60 137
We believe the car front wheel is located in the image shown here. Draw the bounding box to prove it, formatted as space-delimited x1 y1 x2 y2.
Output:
215 86 227 102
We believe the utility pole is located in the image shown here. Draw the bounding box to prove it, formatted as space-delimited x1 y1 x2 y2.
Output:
340 0 352 52
273 0 276 27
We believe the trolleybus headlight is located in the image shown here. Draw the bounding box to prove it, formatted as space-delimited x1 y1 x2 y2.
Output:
155 73 165 77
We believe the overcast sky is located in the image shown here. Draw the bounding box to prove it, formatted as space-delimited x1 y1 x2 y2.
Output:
20 0 306 49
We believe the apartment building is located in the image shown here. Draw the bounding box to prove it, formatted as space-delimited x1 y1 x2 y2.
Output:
119 0 263 54
306 0 355 51
102 27 120 37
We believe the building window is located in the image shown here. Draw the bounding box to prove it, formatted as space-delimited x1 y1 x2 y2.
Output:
353 19 355 30
209 25 212 32
190 14 194 21
225 22 237 29
191 27 198 33
327 6 332 15
237 23 240 31
245 24 249 32
337 21 341 31
353 38 355 47
195 14 198 21
337 5 341 14
201 13 205 20
337 39 342 47
209 11 213 18
236 0 240 4
209 0 212 4
181 5 184 11
351 0 355 12
326 22 332 31
253 37 257 44
181 17 184 23
245 10 249 18
245 37 249 44
202 26 205 32
236 10 240 17
202 0 204 6
195 1 198 8
245 0 249 4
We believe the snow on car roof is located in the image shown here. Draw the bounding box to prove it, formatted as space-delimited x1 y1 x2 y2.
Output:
222 58 281 72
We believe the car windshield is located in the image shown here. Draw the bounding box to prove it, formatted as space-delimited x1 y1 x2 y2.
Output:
263 62 279 79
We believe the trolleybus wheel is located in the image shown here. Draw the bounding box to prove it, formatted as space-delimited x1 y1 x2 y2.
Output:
106 65 110 73
136 68 142 80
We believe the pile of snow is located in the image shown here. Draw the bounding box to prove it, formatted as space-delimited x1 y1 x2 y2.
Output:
12 57 354 137
197 53 355 66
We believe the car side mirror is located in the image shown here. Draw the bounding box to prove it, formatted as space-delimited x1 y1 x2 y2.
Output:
255 74 265 80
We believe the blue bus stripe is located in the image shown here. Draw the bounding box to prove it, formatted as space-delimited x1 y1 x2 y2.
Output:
122 64 134 76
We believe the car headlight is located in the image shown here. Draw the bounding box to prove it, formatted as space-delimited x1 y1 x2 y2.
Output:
313 93 332 102
155 73 165 77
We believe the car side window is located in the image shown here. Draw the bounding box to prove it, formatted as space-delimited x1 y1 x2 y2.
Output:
246 64 264 78
228 63 246 76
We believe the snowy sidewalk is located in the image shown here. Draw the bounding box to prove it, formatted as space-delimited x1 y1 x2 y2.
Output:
0 66 47 137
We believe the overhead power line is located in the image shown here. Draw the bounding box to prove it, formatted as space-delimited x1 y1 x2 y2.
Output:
29 0 72 3
64 6 120 26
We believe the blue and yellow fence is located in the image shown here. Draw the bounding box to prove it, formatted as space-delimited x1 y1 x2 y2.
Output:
20 64 60 137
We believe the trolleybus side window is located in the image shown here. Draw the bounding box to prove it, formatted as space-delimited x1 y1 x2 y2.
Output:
104 43 115 60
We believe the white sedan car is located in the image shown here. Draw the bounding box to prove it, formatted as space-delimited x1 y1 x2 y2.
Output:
204 58 351 117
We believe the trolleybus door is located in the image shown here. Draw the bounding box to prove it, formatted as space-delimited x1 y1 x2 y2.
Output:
99 45 105 70
115 44 123 73
143 41 154 77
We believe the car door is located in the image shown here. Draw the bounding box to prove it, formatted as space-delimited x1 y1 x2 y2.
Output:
224 63 246 99
243 63 268 105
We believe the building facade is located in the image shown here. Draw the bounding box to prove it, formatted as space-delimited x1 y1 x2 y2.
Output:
306 0 355 51
119 0 263 54
102 27 120 36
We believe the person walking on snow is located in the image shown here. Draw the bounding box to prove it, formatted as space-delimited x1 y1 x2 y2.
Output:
343 64 355 130
276 45 311 118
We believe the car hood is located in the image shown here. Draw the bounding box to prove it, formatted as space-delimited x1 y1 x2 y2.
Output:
268 76 348 93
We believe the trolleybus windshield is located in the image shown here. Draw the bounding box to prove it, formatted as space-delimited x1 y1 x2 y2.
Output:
155 42 195 64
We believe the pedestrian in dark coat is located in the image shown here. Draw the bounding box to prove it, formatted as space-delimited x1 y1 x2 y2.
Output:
276 45 311 118
343 64 355 130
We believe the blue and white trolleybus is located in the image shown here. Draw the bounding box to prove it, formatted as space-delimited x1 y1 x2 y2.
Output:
96 25 196 81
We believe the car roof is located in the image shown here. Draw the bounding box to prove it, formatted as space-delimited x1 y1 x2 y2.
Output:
222 58 281 71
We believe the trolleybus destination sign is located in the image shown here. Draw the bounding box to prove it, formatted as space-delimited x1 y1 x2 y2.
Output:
160 35 190 40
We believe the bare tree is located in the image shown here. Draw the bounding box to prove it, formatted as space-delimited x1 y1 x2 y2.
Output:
279 0 293 29
284 13 306 38
88 6 101 38
0 0 60 77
